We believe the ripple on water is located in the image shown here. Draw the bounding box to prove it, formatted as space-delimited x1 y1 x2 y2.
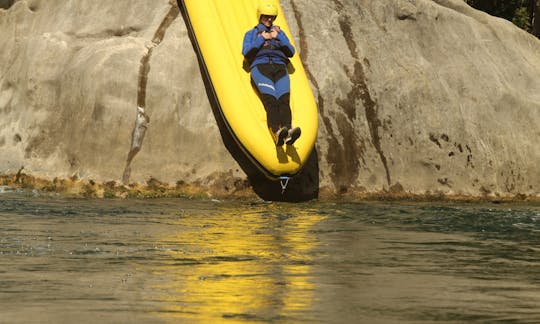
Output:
1 197 540 323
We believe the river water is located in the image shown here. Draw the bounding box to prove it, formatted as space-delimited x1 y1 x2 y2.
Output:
1 190 540 323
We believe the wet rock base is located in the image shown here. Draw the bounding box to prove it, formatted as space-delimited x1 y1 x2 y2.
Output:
1 172 537 203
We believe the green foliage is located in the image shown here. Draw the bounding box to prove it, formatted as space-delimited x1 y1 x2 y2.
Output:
465 0 533 33
513 6 532 31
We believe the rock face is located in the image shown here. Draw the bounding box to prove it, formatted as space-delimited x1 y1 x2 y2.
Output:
1 0 539 199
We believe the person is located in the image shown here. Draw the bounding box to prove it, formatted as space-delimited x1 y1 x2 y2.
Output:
242 1 301 146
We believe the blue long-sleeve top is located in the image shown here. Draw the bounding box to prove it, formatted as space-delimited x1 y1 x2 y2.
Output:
242 23 295 69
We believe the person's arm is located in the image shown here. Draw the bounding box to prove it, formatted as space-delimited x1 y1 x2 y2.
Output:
242 28 265 59
273 26 295 57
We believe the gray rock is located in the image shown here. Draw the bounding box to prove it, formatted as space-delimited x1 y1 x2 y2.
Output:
0 0 538 199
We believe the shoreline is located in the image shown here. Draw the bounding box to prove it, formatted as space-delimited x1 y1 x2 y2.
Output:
1 173 538 203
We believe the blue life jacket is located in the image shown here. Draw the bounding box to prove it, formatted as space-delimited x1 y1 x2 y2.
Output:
242 24 295 69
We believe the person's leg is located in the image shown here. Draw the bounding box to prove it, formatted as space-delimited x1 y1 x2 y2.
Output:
274 69 301 145
251 66 279 130
277 93 292 129
251 65 288 145
274 67 292 128
259 94 280 132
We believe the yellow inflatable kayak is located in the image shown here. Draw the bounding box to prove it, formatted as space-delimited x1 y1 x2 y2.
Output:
178 0 318 179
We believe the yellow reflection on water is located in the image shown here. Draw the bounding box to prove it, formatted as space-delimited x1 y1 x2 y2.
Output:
151 204 325 323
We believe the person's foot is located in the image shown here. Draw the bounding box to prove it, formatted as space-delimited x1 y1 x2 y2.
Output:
274 127 288 146
285 127 301 145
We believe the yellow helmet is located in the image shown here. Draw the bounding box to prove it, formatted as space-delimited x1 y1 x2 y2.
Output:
257 1 278 19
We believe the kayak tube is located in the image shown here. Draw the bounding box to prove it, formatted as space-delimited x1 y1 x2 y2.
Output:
178 0 318 179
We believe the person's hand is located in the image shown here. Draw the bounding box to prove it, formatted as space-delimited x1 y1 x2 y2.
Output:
262 31 273 40
270 26 280 38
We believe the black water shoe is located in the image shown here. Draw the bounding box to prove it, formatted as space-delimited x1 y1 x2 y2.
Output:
285 127 301 145
275 127 288 146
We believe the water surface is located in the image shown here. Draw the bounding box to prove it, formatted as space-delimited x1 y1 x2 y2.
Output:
1 190 540 323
